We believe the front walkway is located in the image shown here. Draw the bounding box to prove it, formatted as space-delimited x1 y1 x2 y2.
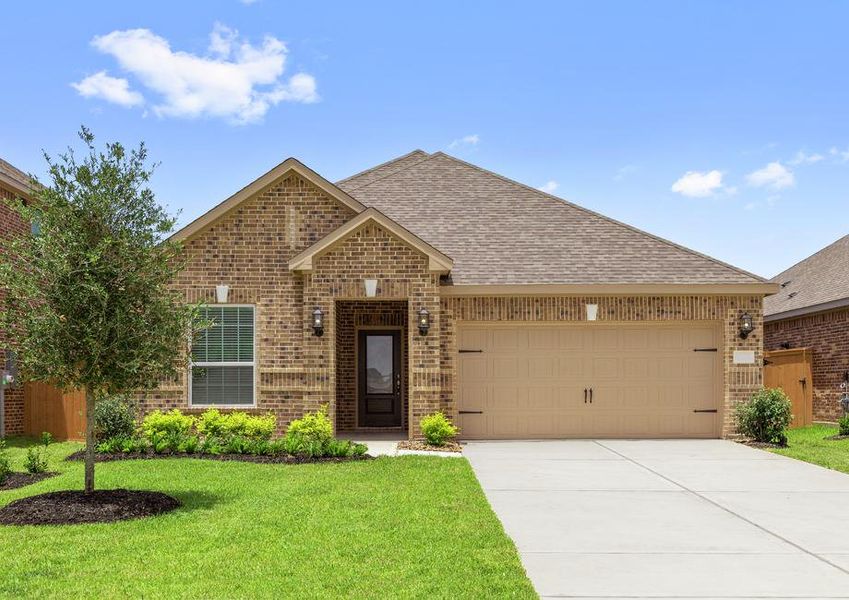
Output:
465 439 849 599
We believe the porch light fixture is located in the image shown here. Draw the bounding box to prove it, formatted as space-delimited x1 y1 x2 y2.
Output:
364 279 378 298
586 304 599 321
738 312 754 339
215 284 229 303
418 307 431 336
312 307 324 337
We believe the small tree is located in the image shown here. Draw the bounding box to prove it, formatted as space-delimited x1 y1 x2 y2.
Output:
0 128 203 492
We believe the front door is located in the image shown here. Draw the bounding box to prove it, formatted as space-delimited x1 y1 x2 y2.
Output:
358 330 402 427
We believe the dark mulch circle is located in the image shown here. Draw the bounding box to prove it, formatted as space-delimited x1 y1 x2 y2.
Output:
826 434 849 441
0 472 59 492
66 449 374 464
397 440 463 453
0 489 181 526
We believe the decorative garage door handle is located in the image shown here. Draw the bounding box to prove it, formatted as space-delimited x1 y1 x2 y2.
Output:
693 348 718 352
458 349 483 353
458 410 483 414
693 409 718 413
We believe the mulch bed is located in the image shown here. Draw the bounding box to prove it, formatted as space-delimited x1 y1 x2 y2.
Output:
66 449 374 464
0 472 59 492
397 440 463 453
826 434 849 441
0 489 180 526
738 440 788 449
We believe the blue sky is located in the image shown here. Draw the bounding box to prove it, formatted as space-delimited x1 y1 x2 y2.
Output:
2 0 848 278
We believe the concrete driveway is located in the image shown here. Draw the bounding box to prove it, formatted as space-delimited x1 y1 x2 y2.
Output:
465 440 849 599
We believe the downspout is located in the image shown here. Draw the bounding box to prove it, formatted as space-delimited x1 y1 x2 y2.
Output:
0 372 5 438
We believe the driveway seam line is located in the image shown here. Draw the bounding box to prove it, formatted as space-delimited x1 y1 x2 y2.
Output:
593 440 849 578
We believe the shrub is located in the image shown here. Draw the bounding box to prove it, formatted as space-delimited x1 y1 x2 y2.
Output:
839 414 849 437
285 406 333 447
142 409 195 438
94 395 137 442
736 387 793 445
0 440 11 485
24 432 52 474
420 412 459 446
196 409 276 442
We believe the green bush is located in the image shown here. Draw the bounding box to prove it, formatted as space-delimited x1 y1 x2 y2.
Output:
142 409 195 438
839 414 849 437
94 395 137 442
420 412 459 446
196 409 276 441
286 406 333 447
24 432 52 474
736 387 793 445
0 440 11 485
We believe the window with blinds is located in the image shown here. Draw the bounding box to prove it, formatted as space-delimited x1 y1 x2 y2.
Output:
190 306 255 406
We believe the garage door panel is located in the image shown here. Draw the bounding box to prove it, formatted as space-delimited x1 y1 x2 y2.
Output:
458 323 721 439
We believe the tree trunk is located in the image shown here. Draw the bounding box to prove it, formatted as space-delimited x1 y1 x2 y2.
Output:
84 386 95 493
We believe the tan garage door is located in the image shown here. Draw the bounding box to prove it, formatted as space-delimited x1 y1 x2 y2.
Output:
457 322 721 439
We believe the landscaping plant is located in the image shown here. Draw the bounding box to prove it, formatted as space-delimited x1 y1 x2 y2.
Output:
24 433 53 474
839 414 849 437
420 411 459 446
0 128 205 492
735 387 793 445
0 440 11 485
93 395 137 442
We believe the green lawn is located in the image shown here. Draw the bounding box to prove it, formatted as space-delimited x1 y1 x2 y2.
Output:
770 424 849 474
0 438 535 599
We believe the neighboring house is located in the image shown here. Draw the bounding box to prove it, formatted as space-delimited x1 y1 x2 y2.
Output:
764 235 849 422
0 158 34 436
143 150 776 439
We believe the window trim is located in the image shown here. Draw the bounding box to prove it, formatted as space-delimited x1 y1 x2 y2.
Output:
189 304 257 409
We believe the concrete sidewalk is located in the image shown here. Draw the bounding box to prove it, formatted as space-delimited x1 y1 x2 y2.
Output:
465 439 849 599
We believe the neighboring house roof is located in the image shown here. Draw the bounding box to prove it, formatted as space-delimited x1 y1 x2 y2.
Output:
764 234 849 321
0 157 35 198
289 207 453 273
169 158 366 241
338 151 769 289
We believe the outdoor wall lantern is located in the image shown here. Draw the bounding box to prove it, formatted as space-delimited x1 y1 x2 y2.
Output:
418 307 431 336
215 284 229 303
364 279 378 298
312 307 325 337
586 303 599 321
738 312 754 339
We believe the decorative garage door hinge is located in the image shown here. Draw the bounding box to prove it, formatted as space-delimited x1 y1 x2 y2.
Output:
458 410 483 414
693 409 718 413
458 349 483 353
692 348 718 352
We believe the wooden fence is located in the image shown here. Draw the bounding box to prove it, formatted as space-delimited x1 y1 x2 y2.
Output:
24 382 86 441
764 348 813 428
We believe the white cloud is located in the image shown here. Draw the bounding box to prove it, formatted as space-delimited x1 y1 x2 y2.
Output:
76 24 317 124
670 170 724 198
537 180 559 193
746 162 795 190
830 146 849 163
71 71 144 107
448 134 480 149
613 164 637 181
789 150 824 166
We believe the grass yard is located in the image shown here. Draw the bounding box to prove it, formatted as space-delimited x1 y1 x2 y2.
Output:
770 424 849 474
0 437 535 599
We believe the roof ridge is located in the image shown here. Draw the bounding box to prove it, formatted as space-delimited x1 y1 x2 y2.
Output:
336 149 430 189
426 151 767 284
769 233 849 282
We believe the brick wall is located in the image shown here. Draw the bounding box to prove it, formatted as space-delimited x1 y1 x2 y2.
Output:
138 173 356 434
765 306 849 422
335 300 408 431
1 184 28 434
440 295 764 437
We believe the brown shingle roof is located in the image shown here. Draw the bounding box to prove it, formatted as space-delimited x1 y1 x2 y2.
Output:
764 234 849 318
338 151 765 286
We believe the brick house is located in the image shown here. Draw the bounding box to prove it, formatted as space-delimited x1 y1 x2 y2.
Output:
0 158 35 436
764 235 849 422
142 150 776 439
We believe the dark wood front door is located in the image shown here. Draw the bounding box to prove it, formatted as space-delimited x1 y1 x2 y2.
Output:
358 330 402 427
